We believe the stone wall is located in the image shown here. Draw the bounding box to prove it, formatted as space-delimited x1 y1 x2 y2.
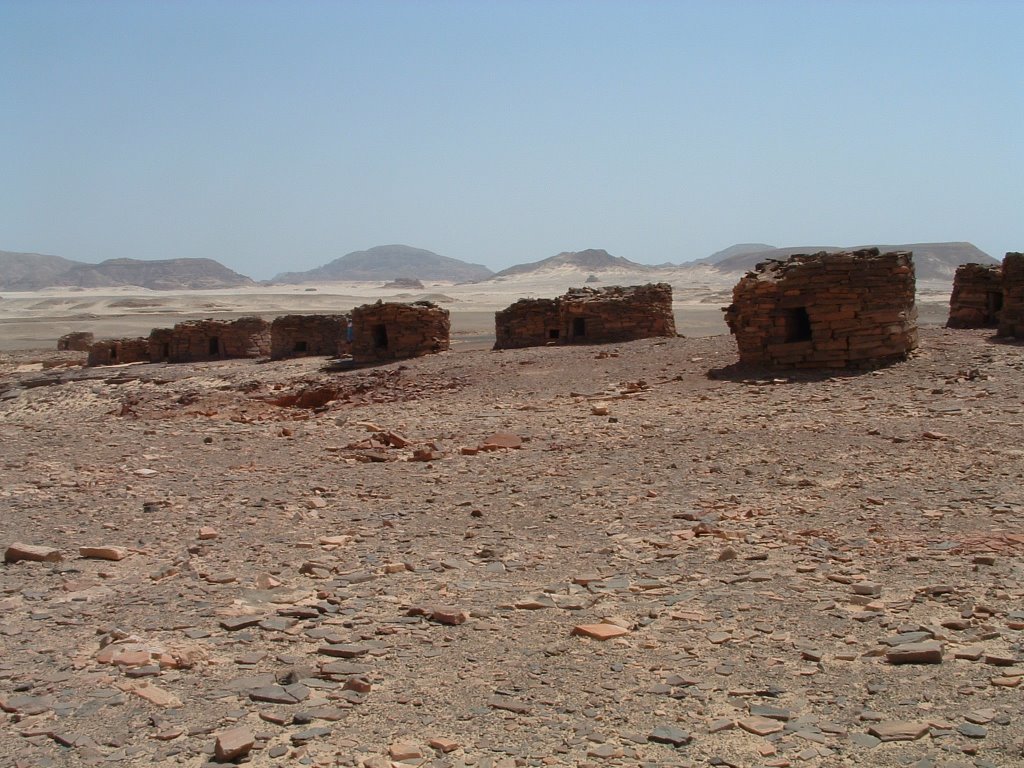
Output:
493 283 676 350
86 337 150 366
350 301 450 364
149 317 271 363
270 314 349 360
997 252 1024 338
723 248 918 369
57 331 94 351
947 263 1003 328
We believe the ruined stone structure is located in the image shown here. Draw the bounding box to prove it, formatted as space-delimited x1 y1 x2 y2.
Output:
350 301 450 364
724 248 918 369
148 317 270 363
86 337 150 366
947 263 1003 328
270 314 350 360
997 252 1024 338
57 331 94 351
493 283 676 350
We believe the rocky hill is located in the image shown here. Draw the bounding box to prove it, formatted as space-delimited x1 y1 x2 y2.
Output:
491 249 651 278
710 242 995 280
0 252 254 290
272 245 493 284
0 250 85 289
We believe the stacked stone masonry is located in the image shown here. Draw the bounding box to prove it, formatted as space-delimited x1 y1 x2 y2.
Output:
86 337 150 366
57 331 94 351
493 283 676 350
148 317 271 363
724 248 918 369
998 252 1024 338
270 314 350 360
350 301 450 364
947 263 1003 328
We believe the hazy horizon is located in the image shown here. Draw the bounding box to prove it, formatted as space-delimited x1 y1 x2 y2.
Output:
2 1 1021 280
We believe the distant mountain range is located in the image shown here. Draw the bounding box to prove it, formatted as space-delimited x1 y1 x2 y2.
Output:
0 251 254 290
272 244 494 284
490 248 649 278
706 242 996 280
0 241 998 290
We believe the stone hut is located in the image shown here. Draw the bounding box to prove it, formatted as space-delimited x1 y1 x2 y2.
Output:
997 252 1024 338
723 248 918 369
57 331 94 351
148 317 270 363
270 314 350 360
493 283 676 350
86 337 150 366
350 301 450 364
947 263 1003 328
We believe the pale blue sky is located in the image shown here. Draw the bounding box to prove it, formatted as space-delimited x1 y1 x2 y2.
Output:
2 0 1021 278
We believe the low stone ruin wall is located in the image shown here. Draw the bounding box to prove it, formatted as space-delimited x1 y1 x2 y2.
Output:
86 337 150 366
947 263 1003 328
998 252 1024 338
270 314 349 360
350 301 450 364
149 317 271 363
57 332 94 351
724 248 918 369
493 283 676 350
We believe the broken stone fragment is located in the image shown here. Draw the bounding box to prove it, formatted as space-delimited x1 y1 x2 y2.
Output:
5 542 62 563
430 607 469 625
214 726 255 762
78 545 128 561
647 725 691 746
428 737 460 753
198 527 219 540
389 742 422 761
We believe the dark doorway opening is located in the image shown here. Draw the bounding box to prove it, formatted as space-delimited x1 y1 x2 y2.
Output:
988 291 1004 319
572 317 586 338
548 329 560 339
294 340 308 353
783 307 812 342
208 337 220 356
162 343 170 359
109 346 117 360
372 324 389 349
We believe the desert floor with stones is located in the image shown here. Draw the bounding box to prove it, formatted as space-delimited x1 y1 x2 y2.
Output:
1 327 1022 768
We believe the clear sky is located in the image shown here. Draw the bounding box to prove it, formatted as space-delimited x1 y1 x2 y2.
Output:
2 0 1021 279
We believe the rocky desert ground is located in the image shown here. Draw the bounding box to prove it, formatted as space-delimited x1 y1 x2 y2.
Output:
0 283 1022 768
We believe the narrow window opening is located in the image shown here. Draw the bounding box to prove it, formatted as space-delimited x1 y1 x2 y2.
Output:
372 324 389 349
783 307 812 342
572 317 586 338
548 328 560 339
294 340 308 353
208 337 220 355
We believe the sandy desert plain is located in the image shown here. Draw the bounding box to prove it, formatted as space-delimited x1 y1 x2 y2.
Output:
0 269 1022 768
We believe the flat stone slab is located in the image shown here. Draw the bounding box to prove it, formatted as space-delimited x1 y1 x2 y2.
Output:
886 641 943 664
572 623 630 640
867 721 930 741
5 542 61 563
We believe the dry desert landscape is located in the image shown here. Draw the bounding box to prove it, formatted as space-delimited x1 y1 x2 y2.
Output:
1 274 1022 768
